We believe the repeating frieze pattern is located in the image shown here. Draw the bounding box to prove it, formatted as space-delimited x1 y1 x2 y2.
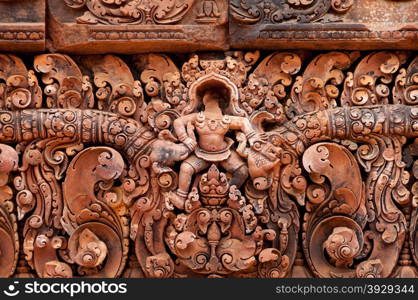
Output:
0 51 417 278
63 0 222 24
231 0 353 24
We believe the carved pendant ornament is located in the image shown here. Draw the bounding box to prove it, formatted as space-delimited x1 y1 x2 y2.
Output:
231 0 354 24
0 51 417 278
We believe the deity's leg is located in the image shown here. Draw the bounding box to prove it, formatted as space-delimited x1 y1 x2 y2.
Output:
169 155 209 209
220 150 248 187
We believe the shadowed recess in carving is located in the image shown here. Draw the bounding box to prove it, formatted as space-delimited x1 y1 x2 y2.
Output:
0 51 416 278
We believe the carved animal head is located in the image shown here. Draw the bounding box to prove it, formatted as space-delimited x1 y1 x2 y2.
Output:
150 139 190 166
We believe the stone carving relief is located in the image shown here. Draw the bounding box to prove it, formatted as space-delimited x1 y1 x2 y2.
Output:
0 1 415 52
230 0 353 24
48 0 228 53
0 0 45 52
0 50 417 278
64 0 196 25
229 0 418 51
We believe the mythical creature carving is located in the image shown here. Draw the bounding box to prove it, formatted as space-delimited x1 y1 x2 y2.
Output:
0 51 417 278
64 0 196 25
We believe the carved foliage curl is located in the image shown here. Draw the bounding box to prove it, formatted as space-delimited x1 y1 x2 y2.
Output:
0 51 416 279
231 0 354 24
64 0 196 25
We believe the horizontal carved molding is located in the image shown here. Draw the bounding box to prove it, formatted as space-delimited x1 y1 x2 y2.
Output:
0 51 416 278
230 0 354 24
0 0 416 52
48 0 229 53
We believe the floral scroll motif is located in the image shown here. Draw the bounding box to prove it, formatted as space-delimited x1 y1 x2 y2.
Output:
64 0 196 25
0 50 416 278
230 0 354 24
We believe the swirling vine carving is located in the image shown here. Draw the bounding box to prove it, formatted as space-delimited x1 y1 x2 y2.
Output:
0 51 416 278
230 0 354 24
64 0 196 25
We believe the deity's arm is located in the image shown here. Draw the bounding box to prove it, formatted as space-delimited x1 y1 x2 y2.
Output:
173 113 197 142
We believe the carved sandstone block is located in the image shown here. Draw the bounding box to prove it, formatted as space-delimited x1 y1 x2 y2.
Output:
47 0 228 53
0 51 417 278
0 0 45 52
230 0 418 50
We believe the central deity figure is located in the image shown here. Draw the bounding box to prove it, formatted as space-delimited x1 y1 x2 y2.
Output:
168 89 263 209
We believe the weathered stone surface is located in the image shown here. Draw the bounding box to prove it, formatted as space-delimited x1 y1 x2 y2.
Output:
230 0 418 50
0 0 45 52
0 1 416 52
47 0 229 53
0 0 417 280
0 51 416 278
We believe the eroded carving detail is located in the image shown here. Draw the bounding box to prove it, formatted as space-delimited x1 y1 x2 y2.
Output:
64 0 196 25
230 0 353 24
0 51 416 278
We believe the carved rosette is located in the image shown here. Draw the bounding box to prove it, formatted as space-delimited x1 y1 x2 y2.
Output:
0 50 416 278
